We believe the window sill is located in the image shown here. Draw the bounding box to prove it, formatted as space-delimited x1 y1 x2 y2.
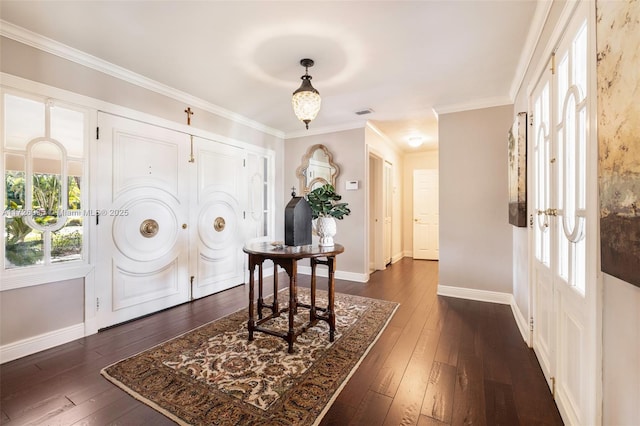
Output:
1 263 93 291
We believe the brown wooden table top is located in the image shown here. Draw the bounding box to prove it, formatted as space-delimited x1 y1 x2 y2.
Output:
243 242 344 259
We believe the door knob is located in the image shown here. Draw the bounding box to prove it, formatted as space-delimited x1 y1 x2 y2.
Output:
182 223 188 229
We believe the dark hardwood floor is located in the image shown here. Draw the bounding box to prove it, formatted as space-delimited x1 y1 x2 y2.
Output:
0 258 563 425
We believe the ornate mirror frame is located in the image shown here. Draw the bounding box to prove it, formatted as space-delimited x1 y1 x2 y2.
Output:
296 144 340 194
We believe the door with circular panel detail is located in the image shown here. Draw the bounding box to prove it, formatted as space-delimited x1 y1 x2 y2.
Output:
190 137 246 299
96 113 191 328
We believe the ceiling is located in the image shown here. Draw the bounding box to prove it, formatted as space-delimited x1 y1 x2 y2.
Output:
0 1 542 151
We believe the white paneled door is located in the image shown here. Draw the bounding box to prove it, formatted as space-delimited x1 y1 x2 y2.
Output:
96 114 246 328
530 2 598 425
96 114 191 328
413 169 439 260
189 137 245 299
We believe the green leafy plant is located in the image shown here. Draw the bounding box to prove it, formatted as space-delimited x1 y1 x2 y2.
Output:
306 184 351 220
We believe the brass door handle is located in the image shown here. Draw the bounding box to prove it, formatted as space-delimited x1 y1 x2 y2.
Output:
537 208 558 217
214 217 226 232
140 219 159 238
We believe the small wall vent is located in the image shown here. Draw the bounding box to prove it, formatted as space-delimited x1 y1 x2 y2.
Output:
355 108 374 116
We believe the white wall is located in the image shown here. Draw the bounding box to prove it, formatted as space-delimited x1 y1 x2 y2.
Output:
439 105 514 295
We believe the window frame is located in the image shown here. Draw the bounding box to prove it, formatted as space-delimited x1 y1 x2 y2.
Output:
1 87 93 290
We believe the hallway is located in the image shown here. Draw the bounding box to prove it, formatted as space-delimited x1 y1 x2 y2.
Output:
0 258 562 425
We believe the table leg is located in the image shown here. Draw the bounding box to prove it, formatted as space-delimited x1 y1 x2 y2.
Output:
287 259 297 353
310 258 317 322
257 262 264 319
248 256 256 341
273 263 279 315
327 255 336 342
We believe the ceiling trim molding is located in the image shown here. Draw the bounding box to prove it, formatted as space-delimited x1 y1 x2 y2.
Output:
365 122 403 153
284 121 366 139
0 20 284 138
433 95 512 115
509 0 554 100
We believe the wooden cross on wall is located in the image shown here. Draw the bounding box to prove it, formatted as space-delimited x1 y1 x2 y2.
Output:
184 107 194 126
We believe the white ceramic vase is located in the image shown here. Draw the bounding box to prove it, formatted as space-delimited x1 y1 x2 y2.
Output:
314 216 337 247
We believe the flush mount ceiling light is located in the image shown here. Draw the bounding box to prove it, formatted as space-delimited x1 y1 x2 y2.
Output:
292 58 321 130
408 136 424 148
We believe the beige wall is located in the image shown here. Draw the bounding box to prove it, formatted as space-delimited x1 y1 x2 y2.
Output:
439 105 514 294
285 128 367 276
0 279 84 345
402 150 439 256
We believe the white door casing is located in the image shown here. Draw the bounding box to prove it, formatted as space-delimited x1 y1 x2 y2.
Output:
413 169 439 260
96 113 191 328
383 161 393 265
530 2 599 425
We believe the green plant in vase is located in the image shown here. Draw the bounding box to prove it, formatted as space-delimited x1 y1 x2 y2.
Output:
306 184 350 246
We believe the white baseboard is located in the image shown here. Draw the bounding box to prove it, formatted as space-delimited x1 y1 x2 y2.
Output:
1 323 85 364
297 266 368 283
437 284 512 304
437 284 530 345
510 301 531 346
391 252 404 264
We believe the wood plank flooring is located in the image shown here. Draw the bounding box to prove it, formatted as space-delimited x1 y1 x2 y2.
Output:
0 258 563 425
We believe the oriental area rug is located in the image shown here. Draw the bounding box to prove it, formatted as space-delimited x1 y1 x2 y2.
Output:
101 288 399 425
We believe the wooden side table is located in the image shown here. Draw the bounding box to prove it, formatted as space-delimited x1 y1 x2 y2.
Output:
243 242 345 353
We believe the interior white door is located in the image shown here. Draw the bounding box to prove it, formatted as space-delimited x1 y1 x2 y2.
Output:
189 137 246 299
383 161 393 265
96 113 191 328
531 3 596 424
413 169 439 260
532 65 556 390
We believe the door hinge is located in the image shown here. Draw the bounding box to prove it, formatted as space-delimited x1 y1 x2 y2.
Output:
550 52 556 75
551 376 556 398
529 317 534 332
243 211 246 219
96 297 100 311
96 127 100 140
243 159 246 167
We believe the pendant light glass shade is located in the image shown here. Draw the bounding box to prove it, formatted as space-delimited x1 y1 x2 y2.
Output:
292 59 321 129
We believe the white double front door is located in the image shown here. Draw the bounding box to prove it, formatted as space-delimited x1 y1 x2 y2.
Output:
96 113 246 328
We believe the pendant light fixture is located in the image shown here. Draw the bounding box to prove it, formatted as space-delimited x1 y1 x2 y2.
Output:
292 58 321 129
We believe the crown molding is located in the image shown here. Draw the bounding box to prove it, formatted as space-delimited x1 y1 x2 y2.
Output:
365 121 404 153
509 0 554 100
433 95 512 115
284 120 365 139
0 20 284 139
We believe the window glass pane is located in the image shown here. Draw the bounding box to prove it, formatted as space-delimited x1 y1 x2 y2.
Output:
30 142 63 227
4 94 45 150
51 218 82 263
5 226 43 269
5 161 25 209
51 105 84 157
